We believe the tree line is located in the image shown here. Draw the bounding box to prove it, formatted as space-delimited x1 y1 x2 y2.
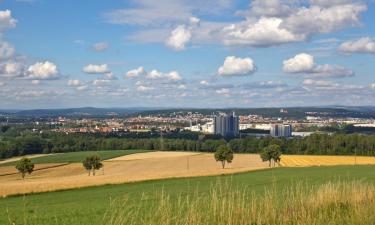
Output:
1 132 375 159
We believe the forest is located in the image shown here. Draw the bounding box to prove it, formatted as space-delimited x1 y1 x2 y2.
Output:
1 125 375 159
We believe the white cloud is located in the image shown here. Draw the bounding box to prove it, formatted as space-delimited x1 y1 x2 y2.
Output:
216 88 230 95
137 85 154 92
218 56 256 76
68 79 82 87
223 1 367 47
166 25 191 51
0 61 23 77
371 83 375 89
92 79 111 86
0 81 5 86
282 3 367 36
283 53 315 73
303 79 333 87
26 61 59 80
178 84 187 89
223 17 303 47
83 64 110 74
190 16 200 25
166 71 182 81
31 80 40 85
126 66 146 78
339 37 375 54
0 10 17 31
146 69 182 81
283 53 354 78
200 80 209 85
92 42 109 52
76 85 88 91
0 42 15 59
247 0 293 17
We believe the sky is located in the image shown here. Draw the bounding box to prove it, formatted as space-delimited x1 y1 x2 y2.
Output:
0 0 375 109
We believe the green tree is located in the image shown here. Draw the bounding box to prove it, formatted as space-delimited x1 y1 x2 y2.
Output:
214 144 234 169
260 144 282 167
82 155 103 176
15 157 35 179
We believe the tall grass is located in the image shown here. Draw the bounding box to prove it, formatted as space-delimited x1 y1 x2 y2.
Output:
103 181 375 225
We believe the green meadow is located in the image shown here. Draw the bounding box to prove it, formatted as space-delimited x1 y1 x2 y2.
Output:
1 165 375 225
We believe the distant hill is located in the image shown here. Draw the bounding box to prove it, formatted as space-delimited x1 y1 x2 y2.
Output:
0 107 160 118
1 106 375 119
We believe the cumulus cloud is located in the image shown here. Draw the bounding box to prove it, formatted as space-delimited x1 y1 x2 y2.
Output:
146 69 182 81
92 79 111 86
200 80 209 85
223 17 303 47
246 0 293 17
0 61 23 77
126 66 146 78
283 53 315 73
137 85 154 92
31 80 40 85
26 61 59 80
83 64 110 74
68 79 83 87
0 42 15 60
166 25 191 51
339 37 375 54
218 56 256 76
216 88 230 96
92 42 109 52
0 10 17 31
283 53 354 78
222 1 367 47
189 16 200 25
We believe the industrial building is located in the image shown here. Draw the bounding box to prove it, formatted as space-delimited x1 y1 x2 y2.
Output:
270 124 292 137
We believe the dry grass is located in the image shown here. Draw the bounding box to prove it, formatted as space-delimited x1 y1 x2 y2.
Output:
280 155 375 167
103 181 375 225
0 152 268 197
2 152 375 197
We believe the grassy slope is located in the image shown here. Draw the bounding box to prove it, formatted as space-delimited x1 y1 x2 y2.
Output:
1 165 375 225
0 150 151 166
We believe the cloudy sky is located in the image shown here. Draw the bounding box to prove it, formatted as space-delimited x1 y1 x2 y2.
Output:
0 0 375 109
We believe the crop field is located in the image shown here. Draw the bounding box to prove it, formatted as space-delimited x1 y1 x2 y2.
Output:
0 150 150 166
1 152 375 197
0 152 269 197
280 155 375 167
1 165 375 225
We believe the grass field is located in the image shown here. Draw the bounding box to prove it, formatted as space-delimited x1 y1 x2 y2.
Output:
1 165 375 225
0 150 151 166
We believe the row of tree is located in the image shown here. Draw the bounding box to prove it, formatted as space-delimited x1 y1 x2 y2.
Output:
2 132 375 159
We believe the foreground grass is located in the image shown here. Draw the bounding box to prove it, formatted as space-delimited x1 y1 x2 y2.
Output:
1 165 375 224
0 150 150 166
104 181 375 225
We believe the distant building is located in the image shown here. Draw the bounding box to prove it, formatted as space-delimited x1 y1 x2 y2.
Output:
270 124 292 137
213 112 239 137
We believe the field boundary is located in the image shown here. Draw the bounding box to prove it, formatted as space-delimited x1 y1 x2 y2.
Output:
0 163 71 177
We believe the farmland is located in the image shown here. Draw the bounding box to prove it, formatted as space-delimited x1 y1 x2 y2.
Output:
1 165 375 225
0 150 150 166
2 151 375 197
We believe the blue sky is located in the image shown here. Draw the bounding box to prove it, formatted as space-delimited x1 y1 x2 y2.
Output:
0 0 375 109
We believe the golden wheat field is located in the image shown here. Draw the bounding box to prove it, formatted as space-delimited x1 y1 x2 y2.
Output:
1 152 375 197
280 155 375 167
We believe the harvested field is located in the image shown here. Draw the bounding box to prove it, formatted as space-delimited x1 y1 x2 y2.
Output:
0 152 268 197
280 155 375 167
2 152 375 197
